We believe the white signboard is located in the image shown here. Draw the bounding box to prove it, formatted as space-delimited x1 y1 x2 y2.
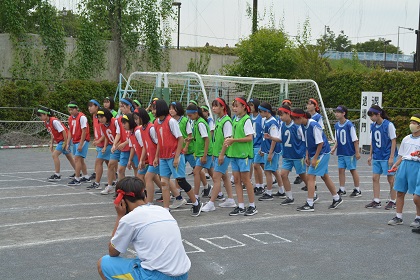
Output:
359 92 382 150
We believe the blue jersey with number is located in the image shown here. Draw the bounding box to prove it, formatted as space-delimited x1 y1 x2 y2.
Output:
250 113 263 148
311 112 324 128
335 120 356 156
303 119 330 157
281 121 305 159
261 117 282 154
370 119 397 160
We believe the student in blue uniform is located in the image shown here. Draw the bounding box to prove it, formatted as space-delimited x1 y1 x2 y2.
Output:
291 108 343 211
248 98 265 195
366 105 398 210
258 102 285 201
330 105 361 198
387 114 420 227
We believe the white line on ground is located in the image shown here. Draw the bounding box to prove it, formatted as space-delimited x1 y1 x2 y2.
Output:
200 235 246 249
0 170 75 175
182 239 206 253
0 210 415 250
0 215 114 228
0 202 112 213
0 192 98 200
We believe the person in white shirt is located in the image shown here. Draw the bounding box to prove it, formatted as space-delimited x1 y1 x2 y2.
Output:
97 177 190 280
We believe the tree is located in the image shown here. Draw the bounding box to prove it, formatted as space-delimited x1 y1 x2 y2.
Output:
317 30 352 52
225 28 298 79
353 38 401 54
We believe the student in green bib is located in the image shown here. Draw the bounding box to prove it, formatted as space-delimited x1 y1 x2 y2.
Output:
185 104 214 202
202 98 237 212
224 97 257 216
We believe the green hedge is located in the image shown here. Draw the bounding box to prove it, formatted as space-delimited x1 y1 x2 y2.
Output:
319 70 420 142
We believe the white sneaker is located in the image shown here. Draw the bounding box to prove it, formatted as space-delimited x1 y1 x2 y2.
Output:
201 202 216 212
169 198 187 209
219 199 237 208
101 185 115 195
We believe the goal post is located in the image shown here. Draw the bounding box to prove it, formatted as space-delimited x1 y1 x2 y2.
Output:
122 72 334 141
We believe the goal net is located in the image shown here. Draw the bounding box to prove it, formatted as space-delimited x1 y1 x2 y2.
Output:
122 72 334 140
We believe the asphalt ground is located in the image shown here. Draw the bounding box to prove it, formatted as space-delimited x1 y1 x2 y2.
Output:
0 148 419 280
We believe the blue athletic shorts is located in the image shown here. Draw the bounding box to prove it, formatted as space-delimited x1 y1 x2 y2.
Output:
97 145 111 161
307 153 330 176
73 141 89 158
138 164 148 175
253 147 264 164
184 154 196 168
195 155 213 169
213 155 231 174
338 155 357 170
159 154 186 179
110 149 121 161
147 164 160 174
394 160 420 194
230 157 252 173
130 154 139 168
373 159 395 175
100 255 188 280
119 151 130 167
56 141 70 155
282 158 306 174
263 153 280 172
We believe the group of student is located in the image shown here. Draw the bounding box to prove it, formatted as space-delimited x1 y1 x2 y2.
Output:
37 96 420 233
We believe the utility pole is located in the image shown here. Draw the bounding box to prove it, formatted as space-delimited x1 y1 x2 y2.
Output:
415 2 420 71
172 2 181 50
252 0 257 34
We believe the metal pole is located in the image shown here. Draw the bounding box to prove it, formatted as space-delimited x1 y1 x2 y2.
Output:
252 0 258 34
177 4 180 50
397 27 400 70
416 2 420 71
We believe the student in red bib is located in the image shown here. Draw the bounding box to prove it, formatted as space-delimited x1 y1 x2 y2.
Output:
98 108 119 195
67 101 90 186
87 100 110 190
37 107 75 182
136 108 163 204
121 113 140 177
153 100 203 216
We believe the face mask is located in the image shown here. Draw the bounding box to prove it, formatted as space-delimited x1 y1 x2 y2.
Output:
409 124 420 133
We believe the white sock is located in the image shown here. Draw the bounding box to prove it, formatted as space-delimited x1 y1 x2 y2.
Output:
75 177 80 181
340 186 346 192
84 174 90 179
333 194 340 201
249 202 255 207
238 203 245 209
374 198 380 203
278 186 285 194
355 187 360 191
266 189 272 195
227 198 235 203
195 195 199 199
218 192 223 196
415 216 420 219
396 213 402 219
207 201 214 207
390 199 396 203
55 173 60 176
193 200 198 206
307 198 314 206
286 191 293 199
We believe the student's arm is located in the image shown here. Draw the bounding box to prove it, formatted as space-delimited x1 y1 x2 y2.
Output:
173 136 184 168
127 146 135 170
182 133 192 154
108 200 128 257
140 147 147 169
389 138 397 167
310 142 324 167
353 140 361 160
153 141 160 168
102 137 108 153
49 134 54 153
78 127 87 152
202 136 209 164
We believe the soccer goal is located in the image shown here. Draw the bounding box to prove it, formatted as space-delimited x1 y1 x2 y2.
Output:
122 72 334 140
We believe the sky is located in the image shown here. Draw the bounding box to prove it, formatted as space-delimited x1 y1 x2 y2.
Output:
52 0 419 54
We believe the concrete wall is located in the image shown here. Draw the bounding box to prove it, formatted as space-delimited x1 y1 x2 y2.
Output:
0 34 237 81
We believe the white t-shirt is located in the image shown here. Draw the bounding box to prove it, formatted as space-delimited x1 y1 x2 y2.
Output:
398 134 420 161
186 120 193 135
51 119 64 133
150 126 158 144
135 129 143 147
208 117 215 131
157 118 182 138
197 122 208 138
111 204 191 276
266 117 280 138
222 121 232 138
79 115 88 129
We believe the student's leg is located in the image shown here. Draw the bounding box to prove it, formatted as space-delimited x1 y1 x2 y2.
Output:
253 163 263 185
74 156 82 180
209 171 223 203
153 174 162 190
338 168 346 190
306 174 316 201
97 257 106 280
52 150 62 173
136 173 145 182
395 191 406 215
321 174 339 195
95 158 105 183
240 171 254 204
273 170 283 191
65 153 76 170
264 170 273 192
281 169 291 192
349 169 360 189
372 173 381 200
81 159 88 176
160 177 171 209
145 172 156 203
193 165 204 197
233 171 243 203
200 169 207 186
414 194 420 219
222 173 234 199
388 175 397 201
299 173 308 187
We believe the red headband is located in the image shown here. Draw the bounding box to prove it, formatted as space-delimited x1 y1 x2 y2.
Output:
282 99 292 105
234 97 250 113
278 107 292 114
291 111 307 118
114 189 135 205
215 98 227 115
309 98 319 111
